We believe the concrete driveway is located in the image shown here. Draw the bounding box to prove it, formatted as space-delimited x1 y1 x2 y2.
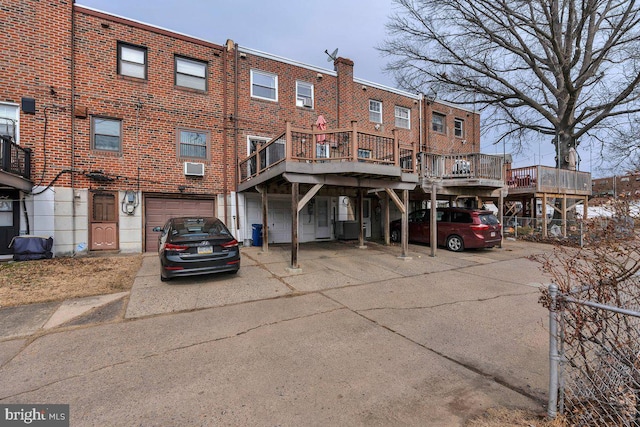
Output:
0 240 553 426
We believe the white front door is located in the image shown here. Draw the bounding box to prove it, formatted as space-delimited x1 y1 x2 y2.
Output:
315 197 331 239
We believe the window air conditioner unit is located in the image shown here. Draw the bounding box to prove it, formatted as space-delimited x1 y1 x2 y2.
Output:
184 162 205 176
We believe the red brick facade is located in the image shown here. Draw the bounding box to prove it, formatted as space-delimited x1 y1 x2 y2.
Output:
0 1 481 253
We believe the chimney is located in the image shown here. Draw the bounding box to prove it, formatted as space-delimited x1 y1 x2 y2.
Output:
334 57 354 128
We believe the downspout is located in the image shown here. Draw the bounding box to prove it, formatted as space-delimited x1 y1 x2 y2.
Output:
419 94 423 152
71 1 77 254
222 47 228 225
234 43 240 232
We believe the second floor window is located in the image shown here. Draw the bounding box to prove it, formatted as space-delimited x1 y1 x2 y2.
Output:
369 100 382 123
118 42 147 79
432 113 445 133
178 129 209 159
251 70 278 101
296 81 314 108
395 106 410 129
92 117 121 153
454 118 464 138
175 56 207 91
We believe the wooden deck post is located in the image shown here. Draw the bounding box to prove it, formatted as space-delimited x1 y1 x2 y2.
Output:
430 183 437 257
285 121 292 161
358 188 366 248
402 189 409 258
291 182 299 269
259 185 269 253
392 129 399 167
542 193 548 238
384 191 390 245
351 121 358 161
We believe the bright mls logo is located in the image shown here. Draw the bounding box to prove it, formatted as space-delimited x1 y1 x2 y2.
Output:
1 405 69 426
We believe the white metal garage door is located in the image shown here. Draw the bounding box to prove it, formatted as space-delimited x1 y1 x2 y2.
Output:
145 197 215 252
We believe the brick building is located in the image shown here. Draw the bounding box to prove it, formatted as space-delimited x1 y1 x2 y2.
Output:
0 1 480 255
592 173 640 200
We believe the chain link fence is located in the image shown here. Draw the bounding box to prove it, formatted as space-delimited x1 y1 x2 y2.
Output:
548 279 640 425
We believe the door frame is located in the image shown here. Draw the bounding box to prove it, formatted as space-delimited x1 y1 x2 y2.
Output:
89 190 119 251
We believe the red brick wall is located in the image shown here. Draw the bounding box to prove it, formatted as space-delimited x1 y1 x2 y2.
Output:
233 51 423 164
425 102 480 155
71 7 229 196
3 2 482 197
0 0 73 186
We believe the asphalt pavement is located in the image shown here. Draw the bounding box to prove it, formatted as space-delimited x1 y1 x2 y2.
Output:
0 239 554 426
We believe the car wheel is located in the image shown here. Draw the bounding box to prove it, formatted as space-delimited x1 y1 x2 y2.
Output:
446 235 464 252
160 274 170 282
390 229 400 242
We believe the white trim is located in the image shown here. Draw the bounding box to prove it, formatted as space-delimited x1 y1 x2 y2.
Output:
239 46 337 77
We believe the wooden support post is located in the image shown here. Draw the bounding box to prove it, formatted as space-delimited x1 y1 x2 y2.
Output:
498 191 504 248
542 193 548 238
562 194 567 237
401 189 409 258
384 191 390 245
263 188 269 252
358 188 366 248
291 182 299 269
430 183 437 257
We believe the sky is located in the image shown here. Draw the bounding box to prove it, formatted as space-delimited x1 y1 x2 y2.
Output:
76 0 595 175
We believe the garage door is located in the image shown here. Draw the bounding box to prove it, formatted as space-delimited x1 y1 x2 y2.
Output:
145 197 215 252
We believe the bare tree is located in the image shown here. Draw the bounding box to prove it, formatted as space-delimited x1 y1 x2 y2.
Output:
381 0 640 169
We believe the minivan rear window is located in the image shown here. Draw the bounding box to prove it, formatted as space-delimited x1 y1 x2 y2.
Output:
479 214 499 225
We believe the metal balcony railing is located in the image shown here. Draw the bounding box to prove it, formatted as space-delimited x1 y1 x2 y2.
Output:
0 135 31 179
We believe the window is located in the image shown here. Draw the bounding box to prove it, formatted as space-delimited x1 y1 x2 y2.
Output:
118 42 147 79
251 70 278 101
395 106 410 129
432 113 445 133
454 118 464 138
178 129 209 159
175 56 207 91
296 81 314 108
369 100 382 123
92 117 121 152
0 103 19 143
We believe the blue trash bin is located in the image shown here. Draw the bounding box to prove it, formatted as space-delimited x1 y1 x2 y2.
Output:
252 224 263 246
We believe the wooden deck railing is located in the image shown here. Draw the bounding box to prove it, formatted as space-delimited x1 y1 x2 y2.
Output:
419 152 503 180
238 121 416 183
507 165 591 194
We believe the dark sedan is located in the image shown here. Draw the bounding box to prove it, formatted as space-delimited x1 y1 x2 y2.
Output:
153 217 240 281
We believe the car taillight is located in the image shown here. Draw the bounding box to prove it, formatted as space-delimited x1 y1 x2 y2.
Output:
221 239 238 248
165 243 188 251
470 224 489 231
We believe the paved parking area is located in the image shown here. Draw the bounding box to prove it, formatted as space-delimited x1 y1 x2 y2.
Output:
0 240 554 425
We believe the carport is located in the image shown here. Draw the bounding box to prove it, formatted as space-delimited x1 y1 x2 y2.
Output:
237 121 419 270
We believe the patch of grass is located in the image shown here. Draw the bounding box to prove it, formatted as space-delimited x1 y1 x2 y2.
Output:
0 254 142 307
